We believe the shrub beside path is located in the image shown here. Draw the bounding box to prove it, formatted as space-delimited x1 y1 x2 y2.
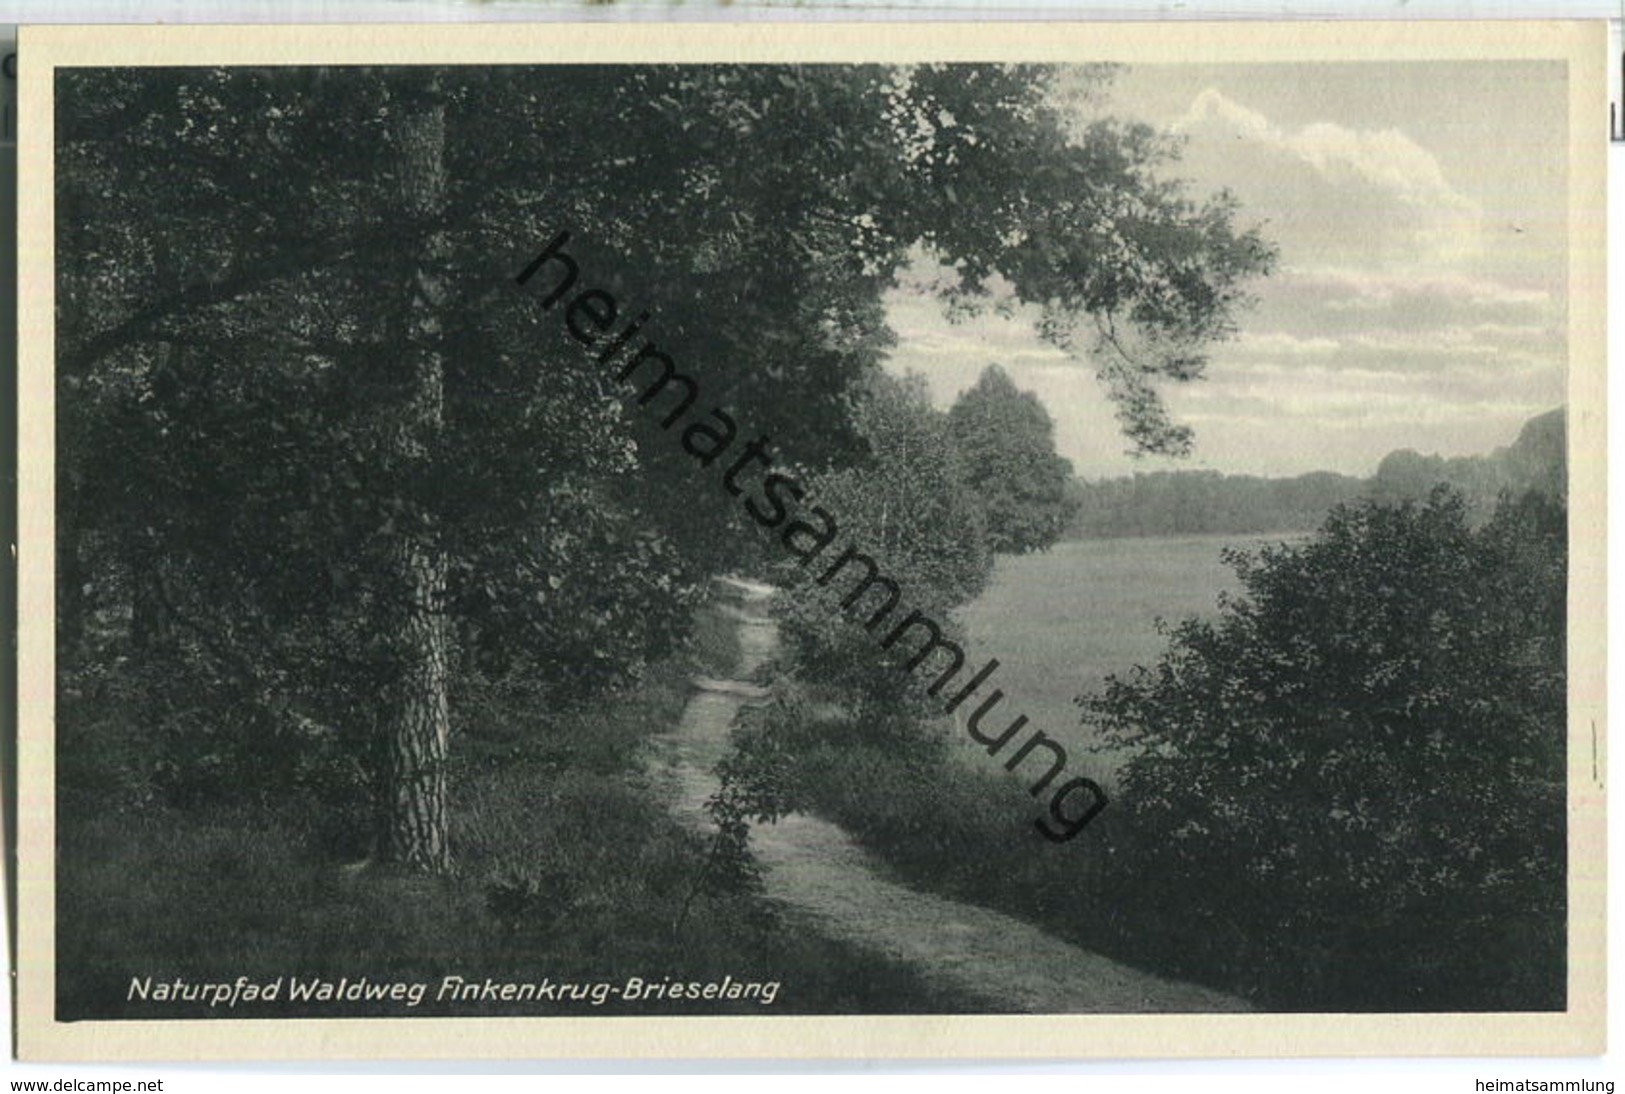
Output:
648 575 1253 1015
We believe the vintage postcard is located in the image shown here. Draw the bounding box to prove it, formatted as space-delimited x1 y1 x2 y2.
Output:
14 21 1606 1060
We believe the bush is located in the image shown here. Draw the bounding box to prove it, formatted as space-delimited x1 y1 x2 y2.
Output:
1083 488 1567 1010
770 371 993 715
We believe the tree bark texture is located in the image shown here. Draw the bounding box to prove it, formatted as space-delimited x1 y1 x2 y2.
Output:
381 83 453 873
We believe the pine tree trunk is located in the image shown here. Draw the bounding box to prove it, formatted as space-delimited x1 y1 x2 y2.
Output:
379 80 452 873
385 536 449 870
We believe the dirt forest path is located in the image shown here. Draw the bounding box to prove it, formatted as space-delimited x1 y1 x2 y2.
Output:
648 575 1252 1015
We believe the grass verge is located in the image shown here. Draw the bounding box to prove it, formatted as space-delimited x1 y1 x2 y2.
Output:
56 602 977 1020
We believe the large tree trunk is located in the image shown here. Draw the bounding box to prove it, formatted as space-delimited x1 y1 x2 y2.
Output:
384 536 450 871
379 79 453 873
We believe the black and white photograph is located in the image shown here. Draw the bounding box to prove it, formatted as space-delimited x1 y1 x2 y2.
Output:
15 21 1606 1060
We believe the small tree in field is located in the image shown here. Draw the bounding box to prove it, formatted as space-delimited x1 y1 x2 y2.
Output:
1084 487 1566 1011
947 364 1078 554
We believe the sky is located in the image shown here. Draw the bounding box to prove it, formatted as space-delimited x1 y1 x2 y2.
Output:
882 61 1570 480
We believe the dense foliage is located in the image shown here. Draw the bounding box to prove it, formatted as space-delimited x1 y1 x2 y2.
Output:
58 63 1271 871
947 364 1078 554
1084 487 1567 1009
770 372 993 711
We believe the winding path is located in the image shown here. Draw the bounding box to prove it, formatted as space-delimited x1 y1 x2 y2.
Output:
648 575 1251 1014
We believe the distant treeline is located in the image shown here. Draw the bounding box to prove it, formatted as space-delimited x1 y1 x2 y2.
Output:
1064 408 1565 539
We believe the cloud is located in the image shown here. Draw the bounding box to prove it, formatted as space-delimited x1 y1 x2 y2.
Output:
1251 266 1559 345
1294 266 1553 313
875 88 1566 481
882 288 1073 373
1232 331 1341 357
1176 89 1481 222
1172 89 1485 268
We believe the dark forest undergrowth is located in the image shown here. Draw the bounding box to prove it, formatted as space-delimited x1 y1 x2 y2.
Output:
56 609 970 1021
